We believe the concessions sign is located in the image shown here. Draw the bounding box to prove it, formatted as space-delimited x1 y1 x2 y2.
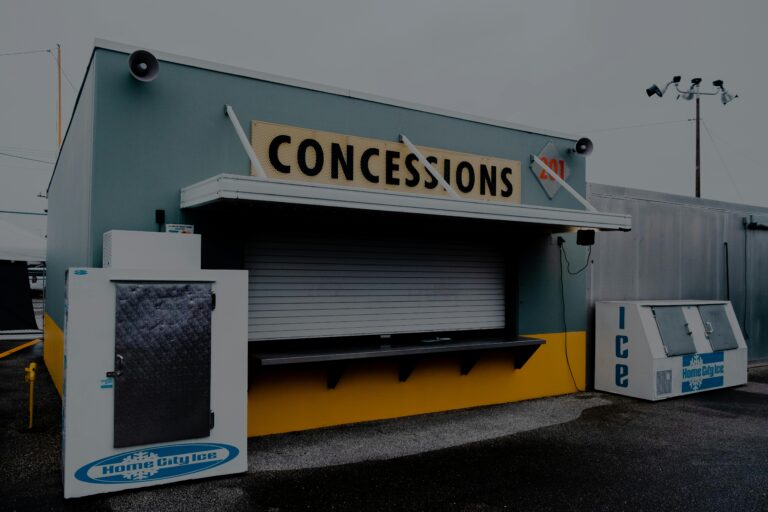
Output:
251 120 521 203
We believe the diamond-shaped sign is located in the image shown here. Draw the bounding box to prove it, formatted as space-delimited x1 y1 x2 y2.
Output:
530 141 569 199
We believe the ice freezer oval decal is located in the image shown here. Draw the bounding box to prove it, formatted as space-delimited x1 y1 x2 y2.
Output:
75 443 239 484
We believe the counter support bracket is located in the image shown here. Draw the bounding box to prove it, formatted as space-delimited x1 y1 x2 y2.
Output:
513 345 540 369
327 363 344 390
253 337 546 390
398 357 418 382
460 353 480 375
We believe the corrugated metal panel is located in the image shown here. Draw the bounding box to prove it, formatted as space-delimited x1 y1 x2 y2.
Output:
246 237 505 341
587 183 768 361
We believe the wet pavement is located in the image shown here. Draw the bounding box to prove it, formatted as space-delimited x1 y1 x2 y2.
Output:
2 340 767 511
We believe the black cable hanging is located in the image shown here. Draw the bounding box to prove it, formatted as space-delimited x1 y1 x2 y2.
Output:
559 240 591 392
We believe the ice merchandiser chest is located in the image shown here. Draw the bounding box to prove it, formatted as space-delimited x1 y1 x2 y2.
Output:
595 300 747 400
61 232 248 498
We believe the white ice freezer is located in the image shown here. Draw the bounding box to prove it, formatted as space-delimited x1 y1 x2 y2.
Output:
595 300 747 400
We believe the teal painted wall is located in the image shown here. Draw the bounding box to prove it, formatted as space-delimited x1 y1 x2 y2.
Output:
46 60 96 326
50 47 589 333
518 231 587 333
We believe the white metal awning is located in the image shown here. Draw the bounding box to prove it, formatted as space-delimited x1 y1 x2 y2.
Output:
180 173 632 231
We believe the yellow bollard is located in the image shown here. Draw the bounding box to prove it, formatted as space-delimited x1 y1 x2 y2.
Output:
24 362 37 430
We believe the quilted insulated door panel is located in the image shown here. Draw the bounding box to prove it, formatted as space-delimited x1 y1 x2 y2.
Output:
113 282 213 448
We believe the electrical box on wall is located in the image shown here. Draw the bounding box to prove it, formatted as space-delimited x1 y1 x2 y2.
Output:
595 300 747 401
103 230 200 269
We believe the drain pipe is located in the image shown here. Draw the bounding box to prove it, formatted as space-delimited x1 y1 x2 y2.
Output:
724 242 730 301
740 215 768 339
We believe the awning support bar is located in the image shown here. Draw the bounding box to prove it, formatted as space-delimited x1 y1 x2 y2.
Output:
400 134 460 199
225 104 267 178
531 155 597 212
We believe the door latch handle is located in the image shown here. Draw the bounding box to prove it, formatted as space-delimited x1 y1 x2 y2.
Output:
107 354 125 378
704 321 714 335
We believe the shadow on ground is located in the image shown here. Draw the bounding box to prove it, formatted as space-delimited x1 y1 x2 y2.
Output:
2 343 767 512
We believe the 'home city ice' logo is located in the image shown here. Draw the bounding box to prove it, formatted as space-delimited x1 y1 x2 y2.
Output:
75 443 238 484
681 353 725 393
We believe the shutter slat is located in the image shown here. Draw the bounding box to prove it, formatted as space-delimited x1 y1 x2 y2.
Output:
247 236 505 341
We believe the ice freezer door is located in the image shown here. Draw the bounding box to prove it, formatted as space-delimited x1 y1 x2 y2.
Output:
112 282 213 448
698 304 739 351
651 306 697 356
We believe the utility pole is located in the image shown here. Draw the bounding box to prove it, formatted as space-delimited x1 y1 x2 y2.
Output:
695 96 700 198
57 43 62 147
646 76 738 199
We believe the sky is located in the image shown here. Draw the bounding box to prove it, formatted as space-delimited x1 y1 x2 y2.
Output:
1 0 766 237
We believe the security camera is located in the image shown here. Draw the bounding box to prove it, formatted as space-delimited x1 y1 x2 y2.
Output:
680 82 699 101
646 84 663 97
691 77 702 86
672 75 681 84
713 79 724 88
647 77 681 98
721 90 738 105
128 50 160 82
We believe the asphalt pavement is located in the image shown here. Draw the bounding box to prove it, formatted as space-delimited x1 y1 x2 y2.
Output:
2 340 767 512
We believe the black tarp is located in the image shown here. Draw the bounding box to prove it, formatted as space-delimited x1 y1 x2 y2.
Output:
0 260 37 331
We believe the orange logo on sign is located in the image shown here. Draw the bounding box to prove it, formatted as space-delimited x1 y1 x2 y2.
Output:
531 141 570 199
537 157 566 181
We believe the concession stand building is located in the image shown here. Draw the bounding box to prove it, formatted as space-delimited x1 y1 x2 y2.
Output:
45 41 630 437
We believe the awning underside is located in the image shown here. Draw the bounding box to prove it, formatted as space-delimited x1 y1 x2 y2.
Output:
180 174 631 231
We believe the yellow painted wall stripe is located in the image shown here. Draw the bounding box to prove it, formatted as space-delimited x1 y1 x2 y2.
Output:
42 314 586 437
43 313 65 396
247 331 586 437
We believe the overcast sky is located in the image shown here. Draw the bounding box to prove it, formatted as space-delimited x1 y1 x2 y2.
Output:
2 0 766 235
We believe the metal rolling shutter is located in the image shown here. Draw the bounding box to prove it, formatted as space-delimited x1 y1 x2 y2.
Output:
246 236 505 341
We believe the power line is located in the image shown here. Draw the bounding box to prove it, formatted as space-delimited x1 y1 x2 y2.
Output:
0 158 55 168
0 48 51 57
0 163 55 173
581 118 691 134
558 242 584 393
703 122 766 171
0 151 54 165
0 145 57 156
702 120 745 202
